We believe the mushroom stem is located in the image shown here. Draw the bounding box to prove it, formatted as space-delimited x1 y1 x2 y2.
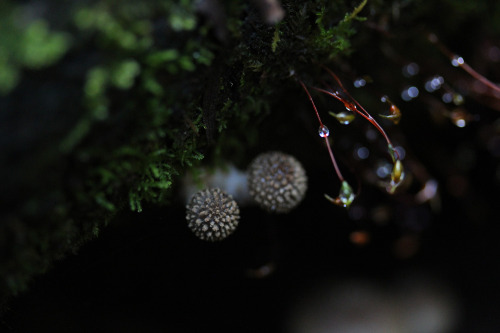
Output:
181 164 252 206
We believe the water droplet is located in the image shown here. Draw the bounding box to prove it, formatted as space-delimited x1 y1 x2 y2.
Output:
451 55 464 67
394 146 406 160
402 62 420 77
442 92 453 103
401 90 411 102
424 81 434 92
425 75 444 92
318 125 330 137
408 86 419 98
451 110 468 127
354 146 369 160
376 162 392 178
353 78 366 88
454 119 466 127
401 86 419 101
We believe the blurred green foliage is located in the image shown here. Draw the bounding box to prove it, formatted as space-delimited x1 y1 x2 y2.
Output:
0 6 71 94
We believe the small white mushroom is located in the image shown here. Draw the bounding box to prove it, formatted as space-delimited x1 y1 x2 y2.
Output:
185 188 240 241
247 151 307 213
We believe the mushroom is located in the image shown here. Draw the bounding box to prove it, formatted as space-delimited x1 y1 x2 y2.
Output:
181 151 308 218
185 188 240 241
181 164 252 207
247 151 307 213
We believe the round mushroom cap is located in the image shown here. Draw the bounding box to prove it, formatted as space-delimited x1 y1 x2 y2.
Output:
247 151 307 213
186 188 240 241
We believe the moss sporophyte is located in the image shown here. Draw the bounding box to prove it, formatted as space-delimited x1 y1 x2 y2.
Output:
297 67 405 209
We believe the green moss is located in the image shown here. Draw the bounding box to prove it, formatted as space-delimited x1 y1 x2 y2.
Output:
21 20 71 68
271 25 282 53
0 6 71 94
110 59 141 90
312 3 363 59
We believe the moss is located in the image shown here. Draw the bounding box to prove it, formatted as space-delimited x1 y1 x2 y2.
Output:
0 5 71 94
312 0 367 59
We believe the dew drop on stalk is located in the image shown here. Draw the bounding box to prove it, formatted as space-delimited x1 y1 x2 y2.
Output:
318 125 330 137
408 87 419 98
452 117 467 128
401 86 419 101
451 55 464 67
450 108 469 127
353 78 366 88
394 146 406 160
376 162 392 178
425 76 444 92
402 62 420 77
354 146 369 160
442 92 453 103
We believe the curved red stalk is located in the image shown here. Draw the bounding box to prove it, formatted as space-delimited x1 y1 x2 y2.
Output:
298 79 345 182
428 33 500 95
315 66 400 160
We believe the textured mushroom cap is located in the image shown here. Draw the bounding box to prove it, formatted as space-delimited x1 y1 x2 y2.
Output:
186 188 240 241
247 151 307 213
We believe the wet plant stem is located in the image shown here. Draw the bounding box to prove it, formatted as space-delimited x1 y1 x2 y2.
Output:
298 79 345 182
428 33 500 95
316 66 400 161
